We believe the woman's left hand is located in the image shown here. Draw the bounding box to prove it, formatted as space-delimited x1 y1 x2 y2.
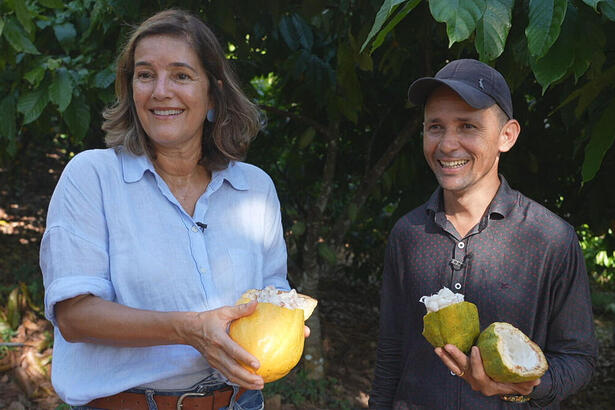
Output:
180 301 265 390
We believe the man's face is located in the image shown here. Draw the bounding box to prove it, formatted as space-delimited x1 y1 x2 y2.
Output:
423 86 510 196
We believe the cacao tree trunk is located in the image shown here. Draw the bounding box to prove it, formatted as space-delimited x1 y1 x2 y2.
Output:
300 258 325 379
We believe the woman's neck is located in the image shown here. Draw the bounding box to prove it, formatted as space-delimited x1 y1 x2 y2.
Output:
152 145 210 216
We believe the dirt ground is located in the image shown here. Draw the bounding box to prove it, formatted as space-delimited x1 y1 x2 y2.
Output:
0 148 614 409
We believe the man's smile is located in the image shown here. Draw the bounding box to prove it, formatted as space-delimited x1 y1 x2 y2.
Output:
438 159 469 168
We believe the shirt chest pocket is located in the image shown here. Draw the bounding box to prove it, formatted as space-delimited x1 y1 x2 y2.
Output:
209 248 261 303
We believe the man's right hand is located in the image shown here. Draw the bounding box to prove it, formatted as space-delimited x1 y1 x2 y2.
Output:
435 344 540 397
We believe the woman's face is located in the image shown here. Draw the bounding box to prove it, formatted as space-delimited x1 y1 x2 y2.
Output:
132 34 212 152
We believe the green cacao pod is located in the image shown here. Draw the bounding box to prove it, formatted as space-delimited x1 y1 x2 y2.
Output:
421 300 480 353
477 322 548 383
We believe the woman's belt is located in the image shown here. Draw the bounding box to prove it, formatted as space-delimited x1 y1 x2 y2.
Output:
85 385 246 410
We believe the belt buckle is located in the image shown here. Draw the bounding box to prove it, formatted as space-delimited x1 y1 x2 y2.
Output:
177 392 207 410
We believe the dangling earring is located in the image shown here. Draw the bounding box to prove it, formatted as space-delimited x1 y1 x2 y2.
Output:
207 108 215 123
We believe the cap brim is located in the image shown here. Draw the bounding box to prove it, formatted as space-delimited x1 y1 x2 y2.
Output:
408 78 496 110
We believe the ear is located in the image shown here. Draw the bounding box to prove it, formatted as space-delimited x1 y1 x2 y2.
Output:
498 119 520 153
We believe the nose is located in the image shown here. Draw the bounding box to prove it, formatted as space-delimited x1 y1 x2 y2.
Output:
438 128 461 152
152 74 172 100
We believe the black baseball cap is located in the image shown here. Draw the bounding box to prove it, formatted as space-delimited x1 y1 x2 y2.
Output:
407 59 513 119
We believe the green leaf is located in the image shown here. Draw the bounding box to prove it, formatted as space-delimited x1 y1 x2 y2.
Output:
2 17 39 54
17 86 49 124
317 242 337 265
475 0 513 61
39 0 65 8
63 94 90 142
571 7 605 81
530 3 586 92
93 67 116 88
529 29 573 92
279 14 313 51
53 22 77 51
291 221 306 236
599 0 615 20
0 96 17 140
46 58 62 71
370 0 421 53
582 100 615 183
24 65 46 87
581 0 601 10
525 0 567 58
555 65 615 117
0 17 5 38
360 0 408 53
49 68 73 112
299 127 315 148
357 52 374 71
430 0 486 47
10 0 34 34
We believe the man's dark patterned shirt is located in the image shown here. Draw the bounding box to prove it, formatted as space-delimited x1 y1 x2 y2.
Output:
369 177 597 409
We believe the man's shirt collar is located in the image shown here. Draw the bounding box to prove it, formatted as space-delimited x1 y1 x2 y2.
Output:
425 175 516 218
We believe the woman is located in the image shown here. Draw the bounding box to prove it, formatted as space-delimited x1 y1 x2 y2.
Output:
40 9 293 409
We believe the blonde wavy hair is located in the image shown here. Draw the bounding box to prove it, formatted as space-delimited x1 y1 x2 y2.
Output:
102 9 261 170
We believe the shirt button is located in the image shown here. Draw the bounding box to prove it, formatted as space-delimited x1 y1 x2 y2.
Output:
199 266 206 274
454 283 462 290
191 226 199 232
457 242 465 249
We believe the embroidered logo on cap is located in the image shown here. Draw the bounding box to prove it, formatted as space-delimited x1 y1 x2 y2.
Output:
479 78 485 90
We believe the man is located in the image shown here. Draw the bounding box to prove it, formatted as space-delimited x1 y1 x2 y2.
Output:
369 59 597 409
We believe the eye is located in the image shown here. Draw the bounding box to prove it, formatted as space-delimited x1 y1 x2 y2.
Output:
175 72 193 81
135 71 153 80
462 123 476 129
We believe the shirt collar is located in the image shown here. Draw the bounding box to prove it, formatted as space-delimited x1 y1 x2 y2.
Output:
120 148 154 183
119 148 248 191
425 175 517 219
485 175 517 218
210 161 248 191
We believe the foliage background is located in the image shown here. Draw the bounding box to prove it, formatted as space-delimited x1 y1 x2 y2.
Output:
0 0 614 407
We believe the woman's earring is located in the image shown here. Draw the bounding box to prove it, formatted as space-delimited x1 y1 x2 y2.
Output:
207 109 215 123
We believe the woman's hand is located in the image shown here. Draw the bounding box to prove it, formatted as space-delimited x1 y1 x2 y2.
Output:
181 301 265 390
435 344 540 397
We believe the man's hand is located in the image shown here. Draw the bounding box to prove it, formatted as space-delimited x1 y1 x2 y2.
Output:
435 344 540 397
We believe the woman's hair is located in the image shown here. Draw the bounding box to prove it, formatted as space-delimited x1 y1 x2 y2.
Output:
102 9 261 170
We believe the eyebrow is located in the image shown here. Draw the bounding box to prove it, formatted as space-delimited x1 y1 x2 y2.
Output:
134 61 199 73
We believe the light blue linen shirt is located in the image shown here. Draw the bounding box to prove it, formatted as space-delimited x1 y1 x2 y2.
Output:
40 147 289 405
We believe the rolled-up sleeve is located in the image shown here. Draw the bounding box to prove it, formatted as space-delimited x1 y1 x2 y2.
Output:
40 154 115 327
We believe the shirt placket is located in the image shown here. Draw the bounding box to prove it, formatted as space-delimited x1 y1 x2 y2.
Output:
153 171 215 308
450 239 467 293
